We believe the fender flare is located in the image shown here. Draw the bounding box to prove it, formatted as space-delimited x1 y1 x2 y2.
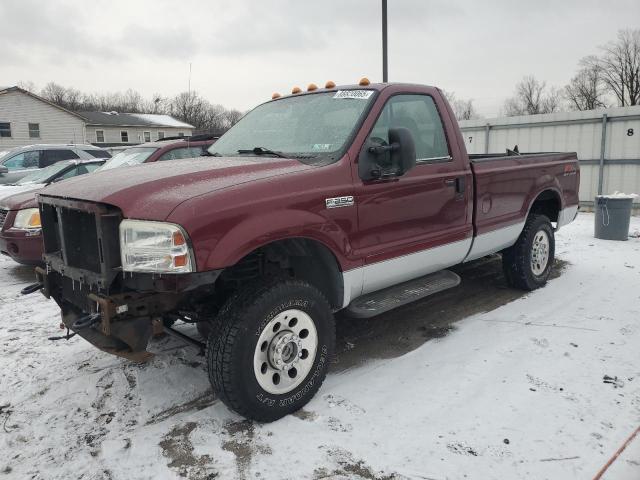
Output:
201 208 352 271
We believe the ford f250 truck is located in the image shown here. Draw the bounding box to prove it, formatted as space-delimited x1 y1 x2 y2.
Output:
30 80 579 422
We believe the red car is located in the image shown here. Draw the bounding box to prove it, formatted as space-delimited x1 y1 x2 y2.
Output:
99 136 215 171
1 137 214 265
0 159 105 265
34 81 579 421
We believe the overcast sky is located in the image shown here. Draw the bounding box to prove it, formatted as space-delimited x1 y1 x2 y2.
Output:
1 0 638 117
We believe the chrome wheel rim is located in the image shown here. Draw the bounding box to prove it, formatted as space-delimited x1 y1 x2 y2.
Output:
253 309 318 395
531 230 550 276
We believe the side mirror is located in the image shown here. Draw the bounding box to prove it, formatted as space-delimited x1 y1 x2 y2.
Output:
358 127 417 181
0 165 8 175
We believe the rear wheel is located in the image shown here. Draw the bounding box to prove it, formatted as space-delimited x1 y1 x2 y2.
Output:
502 214 555 291
206 278 335 422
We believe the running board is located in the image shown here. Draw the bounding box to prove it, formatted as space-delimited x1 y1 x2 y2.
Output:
346 270 461 318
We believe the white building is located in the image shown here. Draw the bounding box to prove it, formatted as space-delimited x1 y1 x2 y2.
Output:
80 112 194 146
0 86 86 147
459 106 640 210
0 86 194 148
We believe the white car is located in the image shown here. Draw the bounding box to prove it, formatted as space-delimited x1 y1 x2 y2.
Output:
0 144 110 185
0 158 106 202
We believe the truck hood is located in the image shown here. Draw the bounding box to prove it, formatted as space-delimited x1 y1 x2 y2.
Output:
38 156 313 219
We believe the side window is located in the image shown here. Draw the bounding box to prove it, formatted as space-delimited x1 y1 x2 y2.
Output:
367 94 450 162
82 149 111 158
29 123 40 138
83 163 103 173
157 146 203 161
41 149 80 167
0 122 11 137
3 151 40 170
57 166 81 180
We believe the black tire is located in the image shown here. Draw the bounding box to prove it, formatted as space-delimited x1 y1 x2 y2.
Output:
206 278 335 422
502 214 555 291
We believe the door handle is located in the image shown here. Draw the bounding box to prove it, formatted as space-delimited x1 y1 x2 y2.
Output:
445 177 466 194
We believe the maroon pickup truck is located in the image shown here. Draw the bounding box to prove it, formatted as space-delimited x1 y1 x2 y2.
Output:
31 81 579 421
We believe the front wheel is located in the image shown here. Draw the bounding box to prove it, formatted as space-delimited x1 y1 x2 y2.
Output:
502 214 555 291
206 279 335 422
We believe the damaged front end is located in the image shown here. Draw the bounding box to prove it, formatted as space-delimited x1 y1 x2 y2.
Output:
34 195 220 361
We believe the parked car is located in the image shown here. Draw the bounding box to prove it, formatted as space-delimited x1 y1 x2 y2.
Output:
0 159 106 265
98 136 215 171
0 158 106 200
0 137 215 266
31 81 579 422
0 144 110 185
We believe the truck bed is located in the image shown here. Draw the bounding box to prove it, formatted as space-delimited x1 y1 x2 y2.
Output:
469 151 580 240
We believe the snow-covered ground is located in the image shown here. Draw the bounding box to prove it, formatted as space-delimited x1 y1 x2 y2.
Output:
1 213 639 480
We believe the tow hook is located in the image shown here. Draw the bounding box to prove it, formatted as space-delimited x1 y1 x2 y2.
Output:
71 313 101 330
20 283 43 295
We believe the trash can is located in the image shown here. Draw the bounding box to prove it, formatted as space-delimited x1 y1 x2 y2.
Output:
594 195 634 241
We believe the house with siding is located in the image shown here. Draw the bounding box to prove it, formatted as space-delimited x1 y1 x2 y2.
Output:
0 86 194 148
80 111 194 147
0 86 86 147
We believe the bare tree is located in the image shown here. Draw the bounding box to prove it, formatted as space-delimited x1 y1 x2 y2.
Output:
565 61 608 111
223 109 244 127
584 29 640 106
503 76 562 116
17 80 37 92
39 82 241 133
443 91 479 121
41 82 69 106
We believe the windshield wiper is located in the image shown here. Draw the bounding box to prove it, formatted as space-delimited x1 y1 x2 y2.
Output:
203 151 222 157
237 147 288 158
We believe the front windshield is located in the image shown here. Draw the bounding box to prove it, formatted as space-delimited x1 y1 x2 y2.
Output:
17 162 71 185
99 147 157 170
209 90 375 164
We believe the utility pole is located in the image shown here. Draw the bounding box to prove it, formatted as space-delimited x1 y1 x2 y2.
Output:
382 0 388 82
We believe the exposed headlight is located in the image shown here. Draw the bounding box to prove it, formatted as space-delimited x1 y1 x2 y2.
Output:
13 208 41 230
119 219 194 273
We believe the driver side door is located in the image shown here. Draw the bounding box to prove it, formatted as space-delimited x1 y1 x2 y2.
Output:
352 94 472 294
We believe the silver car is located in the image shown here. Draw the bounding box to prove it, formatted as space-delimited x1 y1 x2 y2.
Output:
0 144 111 185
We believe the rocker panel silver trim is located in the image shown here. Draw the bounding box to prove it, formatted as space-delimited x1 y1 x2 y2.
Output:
341 238 472 307
463 221 526 263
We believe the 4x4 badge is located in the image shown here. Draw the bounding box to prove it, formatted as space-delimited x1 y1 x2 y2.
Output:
325 196 354 209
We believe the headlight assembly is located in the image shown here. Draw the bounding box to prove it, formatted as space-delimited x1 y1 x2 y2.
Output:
119 219 194 273
13 208 41 230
